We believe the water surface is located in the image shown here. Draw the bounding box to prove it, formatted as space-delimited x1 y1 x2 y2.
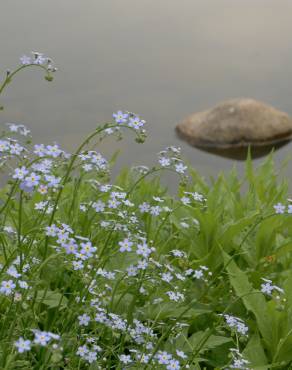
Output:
1 0 292 186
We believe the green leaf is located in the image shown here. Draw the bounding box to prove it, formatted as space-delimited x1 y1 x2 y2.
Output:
222 252 273 350
243 333 268 367
275 240 292 258
35 290 68 309
223 252 292 364
218 211 259 248
188 330 232 353
144 302 211 321
255 217 282 261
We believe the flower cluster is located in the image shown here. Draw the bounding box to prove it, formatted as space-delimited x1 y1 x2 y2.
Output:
76 343 101 364
185 265 212 282
79 150 108 173
8 140 69 194
110 111 147 143
180 191 206 206
221 314 249 336
6 122 31 136
76 302 160 366
0 138 25 159
138 196 172 217
158 146 188 175
33 143 67 158
16 166 62 194
227 348 250 369
45 223 97 270
1 92 287 370
20 51 57 72
76 298 188 368
113 110 145 129
165 290 185 302
260 278 284 297
0 256 36 300
14 330 60 353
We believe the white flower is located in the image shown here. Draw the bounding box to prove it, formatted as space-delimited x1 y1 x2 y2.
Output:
127 265 138 276
261 282 273 295
193 269 204 279
13 166 29 180
6 123 20 132
3 226 15 234
7 266 21 278
237 322 249 336
86 351 97 363
38 185 48 195
181 197 191 205
108 198 121 209
229 348 250 369
161 272 173 283
156 351 172 365
33 331 51 346
72 260 84 270
0 280 16 295
274 202 285 214
176 350 187 359
150 206 161 216
80 204 87 212
83 163 93 172
153 196 164 202
139 202 150 213
14 337 31 353
167 359 181 370
100 184 111 192
119 354 132 364
159 157 171 167
77 345 89 358
171 250 185 257
20 55 31 65
136 243 152 257
261 278 284 296
45 224 58 237
19 281 29 289
166 291 184 302
35 201 48 210
175 163 187 174
222 315 248 336
137 259 148 270
92 200 105 212
78 314 91 326
119 238 133 252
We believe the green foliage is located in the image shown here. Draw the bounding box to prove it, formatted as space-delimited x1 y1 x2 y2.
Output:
1 57 292 369
0 144 290 369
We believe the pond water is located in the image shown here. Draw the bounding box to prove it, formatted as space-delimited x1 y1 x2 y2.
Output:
1 0 292 187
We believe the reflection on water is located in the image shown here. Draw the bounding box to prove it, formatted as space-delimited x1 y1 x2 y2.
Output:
1 0 292 186
176 139 291 161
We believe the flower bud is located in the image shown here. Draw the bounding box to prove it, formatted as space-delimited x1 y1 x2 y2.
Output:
45 74 53 82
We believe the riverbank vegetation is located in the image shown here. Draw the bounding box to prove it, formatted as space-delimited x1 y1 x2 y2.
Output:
0 54 292 370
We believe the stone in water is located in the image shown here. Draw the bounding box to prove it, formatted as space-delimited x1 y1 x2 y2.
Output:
176 99 292 159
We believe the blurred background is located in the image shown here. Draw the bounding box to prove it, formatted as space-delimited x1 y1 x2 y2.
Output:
1 0 292 186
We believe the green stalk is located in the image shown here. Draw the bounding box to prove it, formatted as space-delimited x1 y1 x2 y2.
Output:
0 64 51 97
42 123 141 259
17 191 23 270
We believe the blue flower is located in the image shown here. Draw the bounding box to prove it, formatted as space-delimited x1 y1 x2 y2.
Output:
14 337 31 353
0 280 16 295
113 111 129 124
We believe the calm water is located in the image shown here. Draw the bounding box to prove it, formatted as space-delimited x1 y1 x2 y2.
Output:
1 0 292 186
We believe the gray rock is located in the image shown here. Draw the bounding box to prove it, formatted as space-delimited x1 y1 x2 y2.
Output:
176 99 292 149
